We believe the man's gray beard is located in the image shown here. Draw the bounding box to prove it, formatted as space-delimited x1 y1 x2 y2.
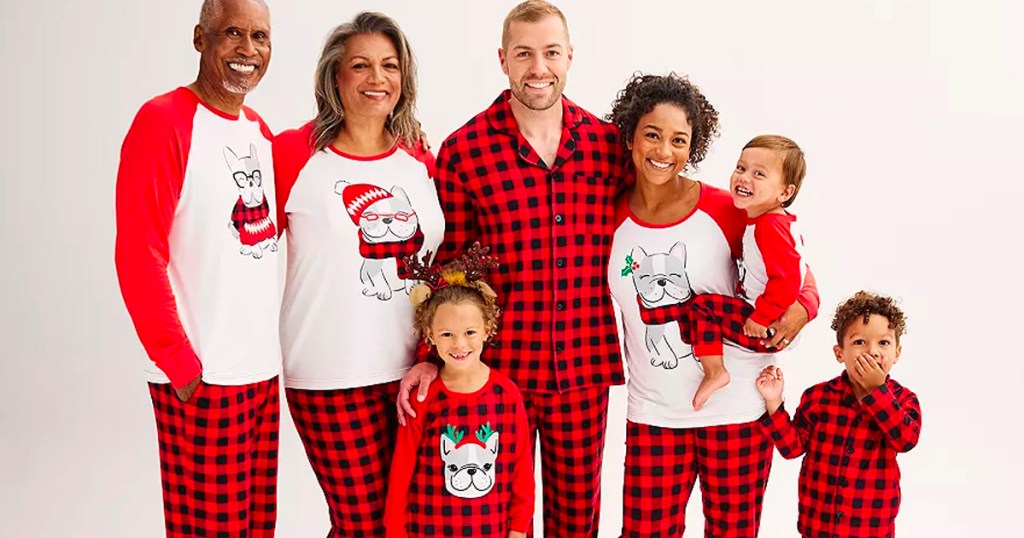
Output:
222 80 256 95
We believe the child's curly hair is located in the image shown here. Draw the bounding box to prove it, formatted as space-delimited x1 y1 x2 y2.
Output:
413 285 502 342
830 291 907 345
405 243 502 342
606 72 720 171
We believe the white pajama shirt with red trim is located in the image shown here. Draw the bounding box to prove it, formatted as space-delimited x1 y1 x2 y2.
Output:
271 123 445 537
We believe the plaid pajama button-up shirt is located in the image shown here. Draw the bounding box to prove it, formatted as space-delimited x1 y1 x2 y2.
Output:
760 372 922 538
434 90 626 393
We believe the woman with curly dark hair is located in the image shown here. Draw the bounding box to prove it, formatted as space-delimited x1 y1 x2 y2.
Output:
606 73 821 537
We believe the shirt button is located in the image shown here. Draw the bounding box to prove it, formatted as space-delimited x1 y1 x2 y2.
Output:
556 258 565 268
835 512 844 522
554 214 564 224
846 446 855 455
556 302 565 311
555 343 564 353
840 477 848 487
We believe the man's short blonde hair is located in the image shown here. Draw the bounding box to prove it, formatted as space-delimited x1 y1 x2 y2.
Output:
501 0 569 49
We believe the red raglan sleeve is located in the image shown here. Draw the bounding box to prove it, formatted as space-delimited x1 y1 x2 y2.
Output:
797 268 820 321
272 123 315 237
749 215 804 326
114 100 201 389
432 140 477 264
385 390 427 538
508 389 535 532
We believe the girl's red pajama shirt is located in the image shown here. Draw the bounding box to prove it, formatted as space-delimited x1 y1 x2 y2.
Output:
759 372 921 538
385 369 534 538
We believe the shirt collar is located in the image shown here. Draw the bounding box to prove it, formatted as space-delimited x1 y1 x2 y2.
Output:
484 89 584 136
826 371 894 408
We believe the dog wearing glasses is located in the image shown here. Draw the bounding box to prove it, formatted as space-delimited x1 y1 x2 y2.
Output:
336 181 423 301
225 144 277 259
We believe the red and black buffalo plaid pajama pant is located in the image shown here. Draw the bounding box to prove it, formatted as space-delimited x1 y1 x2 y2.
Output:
285 381 400 537
149 376 281 538
622 420 774 538
521 386 610 538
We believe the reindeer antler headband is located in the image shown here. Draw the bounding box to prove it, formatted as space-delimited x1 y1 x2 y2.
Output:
404 242 500 307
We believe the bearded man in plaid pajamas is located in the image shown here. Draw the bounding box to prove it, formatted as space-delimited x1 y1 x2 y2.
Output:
115 1 281 536
396 2 624 536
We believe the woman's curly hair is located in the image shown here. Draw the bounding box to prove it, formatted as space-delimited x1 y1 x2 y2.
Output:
607 72 720 171
830 291 907 345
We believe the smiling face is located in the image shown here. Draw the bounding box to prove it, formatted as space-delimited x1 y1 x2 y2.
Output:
834 314 902 378
499 15 573 112
194 0 271 100
428 301 491 374
729 147 795 217
628 103 693 187
335 32 402 124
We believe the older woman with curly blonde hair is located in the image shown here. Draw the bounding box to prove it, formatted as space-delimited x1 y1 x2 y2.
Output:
271 11 445 536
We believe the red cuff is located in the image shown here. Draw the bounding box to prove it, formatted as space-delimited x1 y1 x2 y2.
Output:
160 346 203 389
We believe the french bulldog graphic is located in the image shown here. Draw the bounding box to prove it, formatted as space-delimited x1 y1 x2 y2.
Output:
335 181 423 301
440 424 499 499
630 242 694 369
225 144 277 259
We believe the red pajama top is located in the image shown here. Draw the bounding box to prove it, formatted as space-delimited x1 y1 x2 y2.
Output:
760 372 922 538
115 87 281 388
739 211 807 326
433 91 626 393
385 369 534 538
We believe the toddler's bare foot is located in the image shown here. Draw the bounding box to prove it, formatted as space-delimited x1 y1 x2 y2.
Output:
693 368 730 411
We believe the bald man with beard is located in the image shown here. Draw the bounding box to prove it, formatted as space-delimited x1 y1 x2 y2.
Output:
114 1 281 536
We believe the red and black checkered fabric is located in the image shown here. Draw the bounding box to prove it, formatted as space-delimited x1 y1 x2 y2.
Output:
522 386 609 538
637 294 777 357
622 420 774 538
433 91 626 393
358 229 426 280
149 377 281 538
285 382 399 537
231 198 277 245
392 372 532 538
759 373 921 538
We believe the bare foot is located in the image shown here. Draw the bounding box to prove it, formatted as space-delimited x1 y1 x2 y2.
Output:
693 368 730 411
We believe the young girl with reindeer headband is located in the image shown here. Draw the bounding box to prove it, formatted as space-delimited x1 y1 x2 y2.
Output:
384 243 534 538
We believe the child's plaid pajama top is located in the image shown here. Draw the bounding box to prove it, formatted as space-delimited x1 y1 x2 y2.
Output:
759 372 922 537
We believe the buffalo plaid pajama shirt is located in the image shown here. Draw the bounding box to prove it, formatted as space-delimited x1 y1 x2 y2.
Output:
431 90 625 537
759 372 922 537
149 377 281 538
286 382 401 537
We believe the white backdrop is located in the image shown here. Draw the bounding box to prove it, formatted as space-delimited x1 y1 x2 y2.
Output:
1 0 1022 536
